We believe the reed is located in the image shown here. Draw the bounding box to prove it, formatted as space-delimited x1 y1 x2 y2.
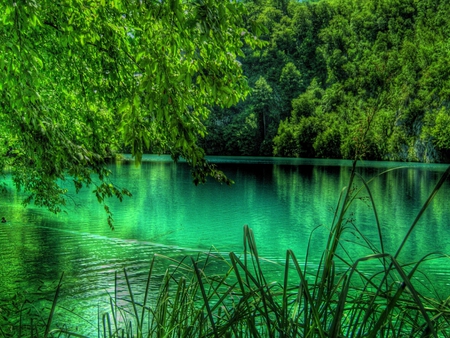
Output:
3 162 450 337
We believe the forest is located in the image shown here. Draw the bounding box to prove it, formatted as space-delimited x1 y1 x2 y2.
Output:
2 0 450 217
200 0 450 163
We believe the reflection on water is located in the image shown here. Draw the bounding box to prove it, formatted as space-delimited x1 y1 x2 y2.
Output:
0 156 449 334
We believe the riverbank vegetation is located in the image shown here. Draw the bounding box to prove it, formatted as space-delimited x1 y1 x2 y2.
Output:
201 0 450 163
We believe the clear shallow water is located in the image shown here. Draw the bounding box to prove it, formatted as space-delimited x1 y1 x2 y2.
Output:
0 156 449 334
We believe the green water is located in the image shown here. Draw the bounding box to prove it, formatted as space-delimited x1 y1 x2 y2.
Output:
0 156 449 334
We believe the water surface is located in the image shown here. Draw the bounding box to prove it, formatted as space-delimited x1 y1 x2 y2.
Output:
0 156 449 334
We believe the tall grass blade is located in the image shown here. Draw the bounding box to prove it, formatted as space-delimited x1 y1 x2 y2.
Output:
286 249 326 338
246 225 286 335
354 172 385 255
123 268 140 335
319 160 357 303
304 224 323 271
156 271 170 337
103 313 112 337
109 297 118 336
115 270 118 331
191 257 219 338
140 256 155 332
44 272 64 338
328 274 347 337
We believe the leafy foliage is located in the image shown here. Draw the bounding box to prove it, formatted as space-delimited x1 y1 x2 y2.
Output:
203 0 450 162
301 0 450 162
0 0 263 224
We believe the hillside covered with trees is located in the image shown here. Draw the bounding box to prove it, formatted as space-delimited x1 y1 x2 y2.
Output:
200 0 450 163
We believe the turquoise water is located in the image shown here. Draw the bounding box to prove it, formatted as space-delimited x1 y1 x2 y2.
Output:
0 156 449 334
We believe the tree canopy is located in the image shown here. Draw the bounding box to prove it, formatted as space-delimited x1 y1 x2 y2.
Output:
201 0 450 163
0 0 263 227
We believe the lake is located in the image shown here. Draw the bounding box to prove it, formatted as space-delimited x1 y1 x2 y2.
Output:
0 155 449 335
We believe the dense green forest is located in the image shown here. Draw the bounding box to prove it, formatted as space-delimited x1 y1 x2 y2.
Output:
200 0 450 162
